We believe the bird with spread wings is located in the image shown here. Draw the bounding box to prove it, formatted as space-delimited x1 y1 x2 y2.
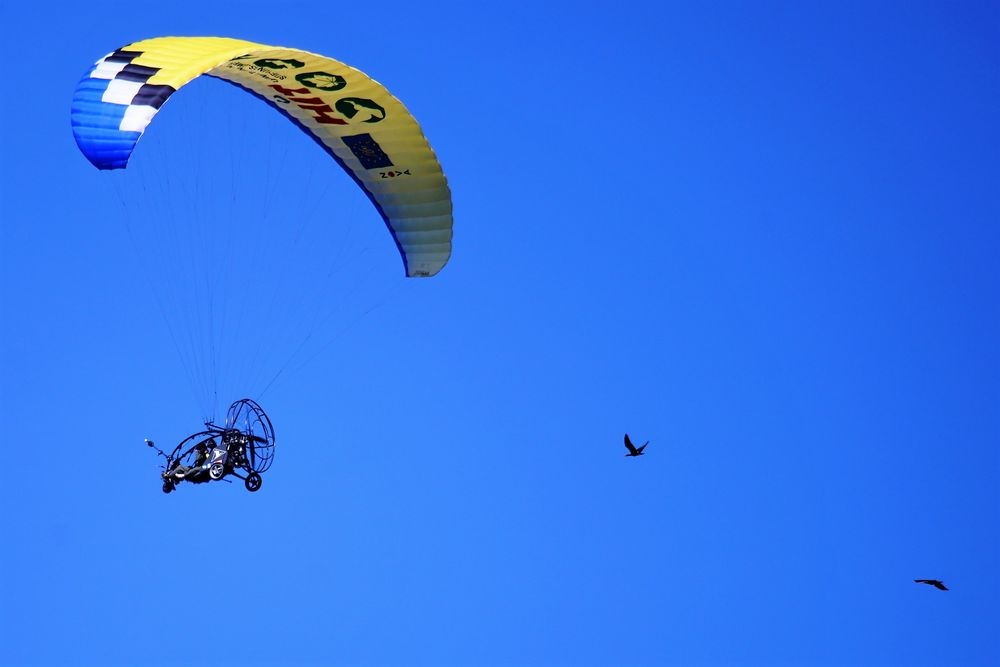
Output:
624 434 648 457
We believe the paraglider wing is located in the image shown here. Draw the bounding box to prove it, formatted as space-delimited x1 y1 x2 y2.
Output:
70 36 452 277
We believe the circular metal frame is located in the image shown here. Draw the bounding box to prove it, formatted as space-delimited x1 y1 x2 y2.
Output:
225 398 275 474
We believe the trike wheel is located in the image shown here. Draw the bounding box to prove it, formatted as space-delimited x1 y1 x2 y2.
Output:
245 472 262 492
209 462 225 480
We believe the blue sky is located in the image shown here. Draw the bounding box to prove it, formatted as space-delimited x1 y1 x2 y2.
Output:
1 1 998 665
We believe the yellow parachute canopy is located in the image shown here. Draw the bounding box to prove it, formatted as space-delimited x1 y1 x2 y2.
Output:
71 36 452 277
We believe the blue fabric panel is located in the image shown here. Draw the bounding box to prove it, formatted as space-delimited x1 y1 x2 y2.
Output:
70 70 141 170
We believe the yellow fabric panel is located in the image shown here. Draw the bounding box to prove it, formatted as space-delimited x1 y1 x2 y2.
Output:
207 49 452 273
125 36 267 88
90 36 452 276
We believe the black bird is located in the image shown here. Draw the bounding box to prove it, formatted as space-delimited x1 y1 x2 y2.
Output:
624 434 648 457
914 579 949 591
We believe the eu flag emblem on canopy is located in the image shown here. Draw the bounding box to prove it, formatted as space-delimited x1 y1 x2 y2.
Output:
342 133 393 169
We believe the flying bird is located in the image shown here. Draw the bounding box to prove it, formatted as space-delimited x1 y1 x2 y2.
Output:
914 579 948 591
624 434 648 457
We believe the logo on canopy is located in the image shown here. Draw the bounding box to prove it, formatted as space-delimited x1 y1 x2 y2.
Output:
335 98 386 123
342 133 393 169
254 58 305 70
296 71 347 91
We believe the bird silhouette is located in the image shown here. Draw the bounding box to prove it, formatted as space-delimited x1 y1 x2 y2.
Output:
624 434 648 457
914 579 948 591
